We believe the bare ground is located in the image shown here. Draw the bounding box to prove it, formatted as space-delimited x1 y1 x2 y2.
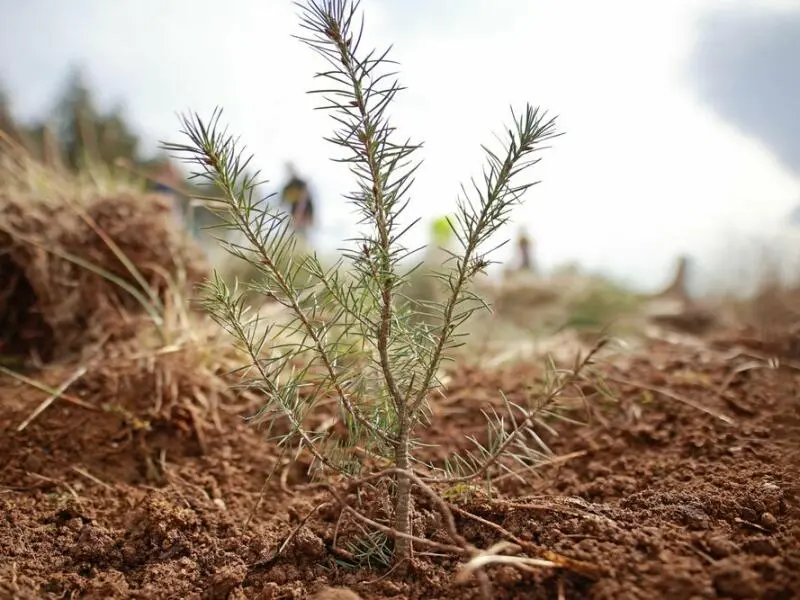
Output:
0 334 798 600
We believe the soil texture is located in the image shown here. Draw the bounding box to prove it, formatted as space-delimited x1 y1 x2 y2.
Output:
1 336 798 599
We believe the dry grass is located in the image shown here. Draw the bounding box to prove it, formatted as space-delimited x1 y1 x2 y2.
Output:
715 281 800 360
0 131 254 439
0 132 209 364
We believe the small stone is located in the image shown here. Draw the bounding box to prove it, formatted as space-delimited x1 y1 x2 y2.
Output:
287 526 326 560
680 504 711 531
65 517 84 532
760 512 778 531
309 587 362 600
706 535 737 559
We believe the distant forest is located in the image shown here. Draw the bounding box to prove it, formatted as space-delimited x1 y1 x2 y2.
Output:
0 68 166 175
0 68 226 233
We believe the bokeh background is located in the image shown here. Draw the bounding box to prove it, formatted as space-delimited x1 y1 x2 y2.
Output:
1 0 799 295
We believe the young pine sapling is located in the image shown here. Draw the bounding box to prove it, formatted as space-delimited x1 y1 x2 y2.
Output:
163 0 563 566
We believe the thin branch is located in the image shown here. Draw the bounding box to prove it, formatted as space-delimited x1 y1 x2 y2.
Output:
277 502 329 556
608 374 735 425
429 339 607 484
412 106 561 417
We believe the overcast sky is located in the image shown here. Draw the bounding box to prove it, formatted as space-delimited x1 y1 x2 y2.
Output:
1 0 798 291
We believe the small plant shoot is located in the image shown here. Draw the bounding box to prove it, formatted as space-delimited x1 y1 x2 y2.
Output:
162 0 589 572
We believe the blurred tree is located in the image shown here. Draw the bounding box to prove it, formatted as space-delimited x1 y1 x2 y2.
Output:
0 69 143 172
0 71 277 246
0 86 27 149
51 69 141 170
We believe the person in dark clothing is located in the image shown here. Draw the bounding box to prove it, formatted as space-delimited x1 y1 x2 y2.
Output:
517 227 535 273
149 159 183 196
144 159 188 230
280 163 314 234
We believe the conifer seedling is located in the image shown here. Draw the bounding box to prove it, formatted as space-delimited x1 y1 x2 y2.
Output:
163 0 569 568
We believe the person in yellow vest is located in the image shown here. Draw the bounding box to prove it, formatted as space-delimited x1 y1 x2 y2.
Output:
280 163 314 235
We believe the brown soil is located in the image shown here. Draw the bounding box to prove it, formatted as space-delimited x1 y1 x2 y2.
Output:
1 335 798 599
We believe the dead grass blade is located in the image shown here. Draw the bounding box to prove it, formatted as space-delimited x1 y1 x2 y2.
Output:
0 364 95 429
455 542 559 583
15 364 89 431
8 230 165 334
70 466 114 491
608 375 735 425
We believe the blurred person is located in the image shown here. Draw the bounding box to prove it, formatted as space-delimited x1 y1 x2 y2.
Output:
144 158 195 233
149 159 184 197
516 227 536 273
280 163 315 235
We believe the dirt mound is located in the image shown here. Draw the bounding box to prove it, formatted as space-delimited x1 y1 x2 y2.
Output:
710 283 800 362
1 190 208 362
0 336 797 599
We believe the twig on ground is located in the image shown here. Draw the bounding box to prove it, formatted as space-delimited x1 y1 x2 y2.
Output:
277 502 328 556
331 504 349 554
498 497 618 528
682 541 716 564
0 365 96 416
455 542 559 583
734 517 771 533
450 505 602 577
608 374 735 425
451 504 527 544
714 359 776 416
360 559 410 585
280 459 294 495
15 365 89 431
457 540 580 592
27 472 82 503
70 466 114 491
245 449 289 530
